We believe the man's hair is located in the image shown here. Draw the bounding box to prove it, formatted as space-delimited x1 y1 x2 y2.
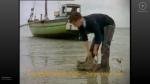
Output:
69 12 82 23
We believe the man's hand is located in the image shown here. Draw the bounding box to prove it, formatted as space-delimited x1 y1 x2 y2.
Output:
87 51 92 61
82 41 92 61
93 49 98 56
93 44 100 56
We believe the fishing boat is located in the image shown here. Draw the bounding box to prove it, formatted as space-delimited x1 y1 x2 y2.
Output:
23 0 82 39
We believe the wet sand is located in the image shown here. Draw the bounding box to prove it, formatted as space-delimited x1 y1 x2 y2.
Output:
20 27 130 84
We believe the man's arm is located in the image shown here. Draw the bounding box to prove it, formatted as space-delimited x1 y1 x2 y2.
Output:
78 27 93 60
82 41 90 52
92 21 102 51
94 44 100 51
78 26 90 52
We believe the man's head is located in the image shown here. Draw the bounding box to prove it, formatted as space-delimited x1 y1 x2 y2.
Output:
69 12 83 28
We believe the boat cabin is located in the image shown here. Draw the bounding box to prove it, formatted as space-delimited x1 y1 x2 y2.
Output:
54 4 81 19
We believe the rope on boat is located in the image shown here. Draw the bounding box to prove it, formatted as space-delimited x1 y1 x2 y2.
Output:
28 0 37 21
33 0 36 8
58 0 62 11
34 0 38 17
57 0 61 11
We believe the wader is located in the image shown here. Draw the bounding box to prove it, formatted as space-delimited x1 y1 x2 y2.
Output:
90 25 115 72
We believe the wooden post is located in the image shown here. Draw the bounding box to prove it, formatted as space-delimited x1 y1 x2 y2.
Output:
41 14 42 20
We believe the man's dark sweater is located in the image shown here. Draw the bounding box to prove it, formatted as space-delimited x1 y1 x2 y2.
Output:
78 13 115 44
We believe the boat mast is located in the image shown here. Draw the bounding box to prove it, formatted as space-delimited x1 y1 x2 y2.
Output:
44 0 49 20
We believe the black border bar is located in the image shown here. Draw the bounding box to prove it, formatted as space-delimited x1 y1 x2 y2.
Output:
0 0 19 83
131 0 150 83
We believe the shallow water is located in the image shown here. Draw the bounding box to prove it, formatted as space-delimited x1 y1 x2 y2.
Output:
20 27 130 84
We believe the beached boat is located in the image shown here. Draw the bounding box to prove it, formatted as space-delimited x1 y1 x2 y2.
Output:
21 0 81 39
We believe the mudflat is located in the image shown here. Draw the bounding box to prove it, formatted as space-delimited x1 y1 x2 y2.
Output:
20 28 130 84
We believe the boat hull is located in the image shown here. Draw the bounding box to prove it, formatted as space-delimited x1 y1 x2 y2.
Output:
29 21 80 39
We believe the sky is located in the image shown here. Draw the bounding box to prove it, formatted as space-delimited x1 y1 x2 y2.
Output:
20 0 130 28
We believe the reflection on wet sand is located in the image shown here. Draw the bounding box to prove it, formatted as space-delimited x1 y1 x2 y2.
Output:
101 75 109 84
86 75 98 84
76 71 110 84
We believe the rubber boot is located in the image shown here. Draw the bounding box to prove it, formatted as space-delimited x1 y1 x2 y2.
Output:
100 25 115 73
